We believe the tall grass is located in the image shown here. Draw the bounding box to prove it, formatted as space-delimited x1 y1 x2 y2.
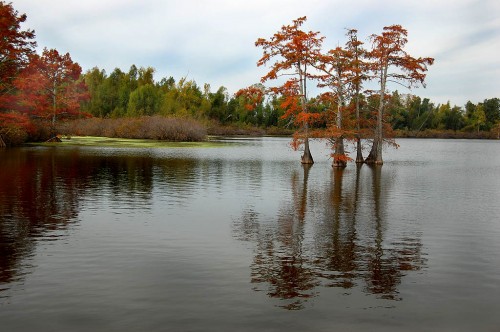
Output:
58 116 207 142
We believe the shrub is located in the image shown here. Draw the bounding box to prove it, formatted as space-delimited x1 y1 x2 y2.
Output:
57 116 207 141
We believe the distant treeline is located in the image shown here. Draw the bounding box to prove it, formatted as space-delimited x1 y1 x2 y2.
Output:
80 65 500 137
81 65 285 128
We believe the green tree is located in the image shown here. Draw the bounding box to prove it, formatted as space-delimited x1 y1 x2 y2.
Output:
207 86 228 121
127 84 161 116
463 101 488 132
82 67 106 117
482 98 500 130
138 66 155 86
471 104 486 133
101 68 126 117
387 91 407 130
161 78 203 117
406 95 435 132
444 106 464 131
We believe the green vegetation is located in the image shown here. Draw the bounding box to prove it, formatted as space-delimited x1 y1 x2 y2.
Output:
386 93 500 138
80 66 284 128
31 136 225 148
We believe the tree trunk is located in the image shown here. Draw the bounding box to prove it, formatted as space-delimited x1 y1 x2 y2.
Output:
365 136 383 165
52 83 57 127
365 107 384 164
365 67 386 165
51 82 57 137
332 136 347 168
299 68 314 164
355 138 364 163
301 136 314 164
365 105 383 165
351 29 364 164
355 94 364 163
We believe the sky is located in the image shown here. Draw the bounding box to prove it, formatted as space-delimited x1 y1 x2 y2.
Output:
11 0 500 106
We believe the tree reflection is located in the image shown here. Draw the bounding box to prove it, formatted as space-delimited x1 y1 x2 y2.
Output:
233 164 426 309
236 164 319 310
0 148 183 297
0 149 86 295
364 165 402 300
314 167 360 290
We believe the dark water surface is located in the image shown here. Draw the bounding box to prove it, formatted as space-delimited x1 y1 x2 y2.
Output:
1 138 499 331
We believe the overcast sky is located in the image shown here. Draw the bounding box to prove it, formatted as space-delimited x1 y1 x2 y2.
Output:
12 0 500 106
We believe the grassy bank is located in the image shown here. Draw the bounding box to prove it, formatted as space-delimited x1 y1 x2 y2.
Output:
32 136 226 148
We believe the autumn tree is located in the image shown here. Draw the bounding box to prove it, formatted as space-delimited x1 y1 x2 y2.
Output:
315 46 353 168
365 25 434 165
313 28 369 167
0 112 34 146
0 1 36 107
0 1 36 145
345 29 368 163
254 16 324 164
14 48 88 134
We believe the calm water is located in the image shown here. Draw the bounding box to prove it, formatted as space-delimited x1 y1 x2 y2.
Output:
1 138 499 331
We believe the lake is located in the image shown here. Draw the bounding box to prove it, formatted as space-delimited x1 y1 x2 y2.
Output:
1 137 499 331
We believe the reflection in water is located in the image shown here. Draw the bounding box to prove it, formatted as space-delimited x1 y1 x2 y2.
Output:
315 167 359 290
2 138 500 331
249 165 318 310
0 149 84 295
0 148 201 298
233 164 426 309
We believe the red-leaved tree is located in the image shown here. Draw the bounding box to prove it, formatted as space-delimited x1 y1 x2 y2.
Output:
345 29 368 163
0 1 36 106
315 46 357 168
14 48 89 134
0 1 37 145
253 16 324 164
365 25 434 165
0 112 34 146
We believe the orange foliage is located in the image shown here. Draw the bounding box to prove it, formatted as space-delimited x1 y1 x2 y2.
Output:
0 112 34 133
235 85 265 111
368 25 434 89
13 48 89 122
0 112 35 145
330 153 353 163
255 16 323 130
0 2 36 99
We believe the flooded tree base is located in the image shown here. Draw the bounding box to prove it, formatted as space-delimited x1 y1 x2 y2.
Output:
301 152 314 164
332 160 347 168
